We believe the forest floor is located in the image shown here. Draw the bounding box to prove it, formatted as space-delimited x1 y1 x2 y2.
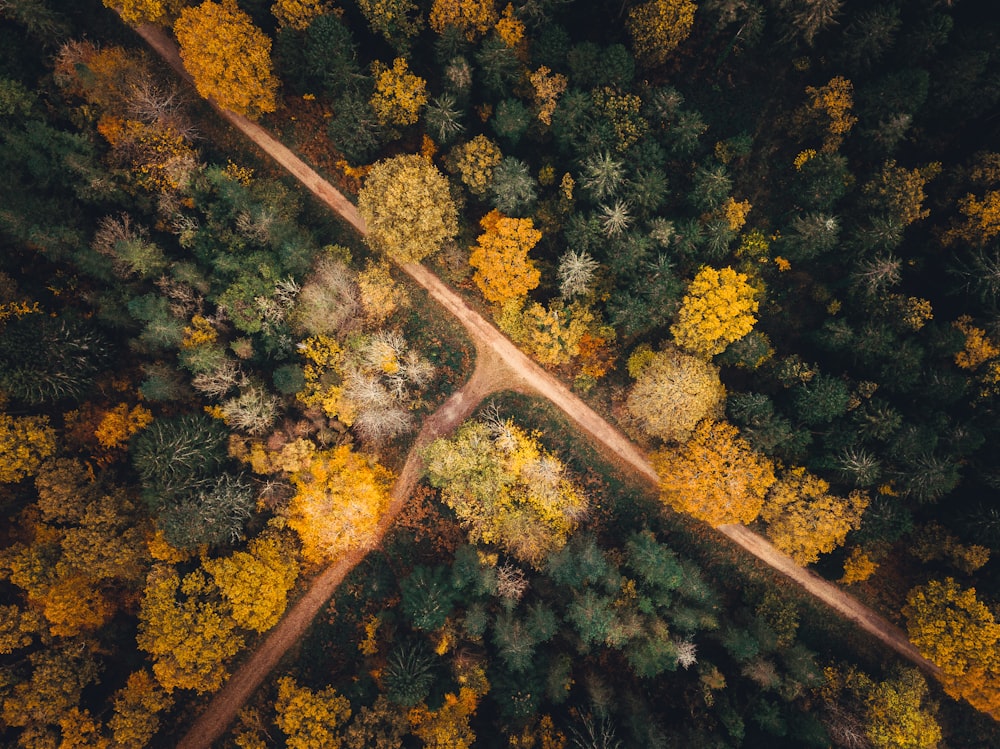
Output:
133 23 941 749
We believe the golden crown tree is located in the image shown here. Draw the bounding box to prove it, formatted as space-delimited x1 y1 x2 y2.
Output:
651 419 776 527
761 466 869 565
627 0 697 68
359 154 459 263
174 0 279 119
670 265 759 359
469 210 542 306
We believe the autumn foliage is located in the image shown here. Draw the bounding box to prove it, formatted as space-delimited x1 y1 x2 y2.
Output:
174 0 279 118
670 266 759 359
285 445 394 564
469 210 542 306
651 419 776 527
627 0 696 68
359 154 459 263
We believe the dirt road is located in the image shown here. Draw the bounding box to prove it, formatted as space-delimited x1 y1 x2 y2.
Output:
134 23 940 749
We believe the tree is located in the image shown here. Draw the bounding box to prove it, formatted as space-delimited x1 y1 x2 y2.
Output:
670 266 759 359
274 676 352 749
651 419 776 526
284 445 393 564
761 466 868 565
272 0 330 30
429 0 497 40
627 0 697 68
356 0 422 50
799 76 857 152
469 210 541 305
174 0 279 118
625 345 726 442
370 57 428 127
102 0 188 25
358 154 459 263
131 412 229 498
782 0 842 46
108 670 173 749
489 156 537 215
0 412 56 483
137 564 244 693
450 135 502 195
558 249 600 298
424 415 588 567
202 532 299 633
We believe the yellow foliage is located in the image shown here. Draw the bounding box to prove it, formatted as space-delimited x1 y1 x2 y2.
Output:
296 335 353 423
58 707 110 749
358 259 409 325
723 198 752 232
359 154 459 263
136 565 244 693
275 676 352 749
954 315 1000 369
356 0 422 47
529 67 568 127
0 604 43 655
840 546 878 584
864 160 936 226
109 670 173 749
40 575 112 637
627 0 696 68
592 87 647 150
0 413 56 483
147 527 193 563
911 522 991 575
670 266 759 359
508 715 566 749
652 419 776 527
494 3 524 47
626 345 726 443
272 0 331 30
429 0 497 40
761 467 869 565
370 57 428 127
470 210 542 305
948 190 1000 246
498 299 593 368
106 119 199 193
0 300 42 323
451 135 502 195
103 0 188 25
182 314 218 349
285 445 393 564
95 403 154 450
174 0 279 119
793 149 817 170
803 76 857 152
898 296 933 331
409 687 482 749
202 533 299 633
358 614 381 655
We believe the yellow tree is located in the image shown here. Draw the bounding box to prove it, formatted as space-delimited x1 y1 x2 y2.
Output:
903 577 1000 719
202 532 299 633
625 344 726 443
108 670 174 749
450 135 502 196
284 445 393 564
136 564 244 693
424 416 588 567
274 676 352 749
651 419 776 527
429 0 497 40
359 154 459 263
409 687 482 749
469 210 542 306
627 0 697 68
761 467 869 565
0 412 56 483
529 66 567 126
370 57 428 127
272 0 331 30
358 259 409 325
498 299 594 368
863 160 938 227
801 76 857 152
174 0 279 118
670 266 759 359
356 0 422 49
103 0 189 25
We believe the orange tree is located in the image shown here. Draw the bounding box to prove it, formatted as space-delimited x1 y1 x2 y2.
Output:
469 209 541 306
284 445 394 564
651 419 776 527
174 0 279 119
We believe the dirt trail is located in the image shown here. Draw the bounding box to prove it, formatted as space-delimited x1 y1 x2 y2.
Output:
134 23 940 748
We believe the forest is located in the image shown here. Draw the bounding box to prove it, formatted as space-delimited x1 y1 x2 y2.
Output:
2 0 1000 746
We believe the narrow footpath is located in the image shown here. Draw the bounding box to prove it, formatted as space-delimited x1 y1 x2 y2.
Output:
132 22 941 749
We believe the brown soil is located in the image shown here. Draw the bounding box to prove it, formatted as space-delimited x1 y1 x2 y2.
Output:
133 24 941 749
